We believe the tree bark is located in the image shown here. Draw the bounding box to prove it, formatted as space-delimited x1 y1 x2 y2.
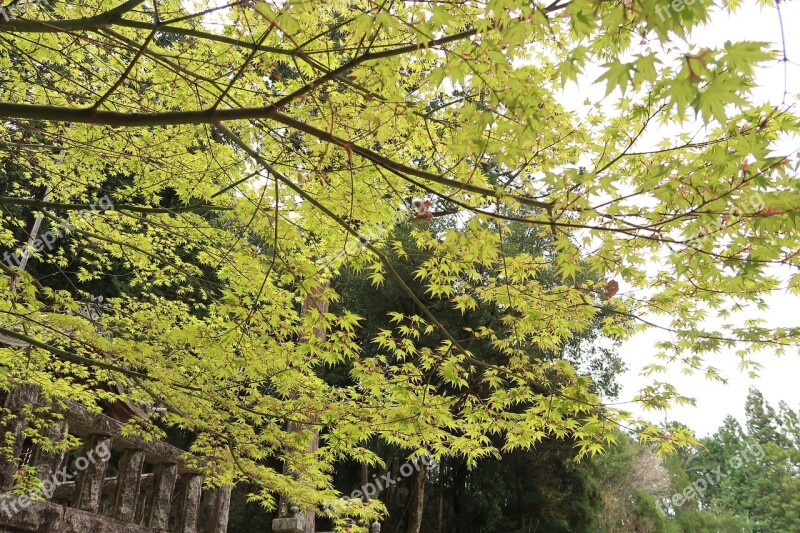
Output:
436 459 444 533
278 284 328 533
405 464 426 533
453 461 469 533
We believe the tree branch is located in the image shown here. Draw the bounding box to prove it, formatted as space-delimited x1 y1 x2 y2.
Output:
0 0 146 32
0 197 231 214
0 326 151 379
268 28 478 111
0 103 552 210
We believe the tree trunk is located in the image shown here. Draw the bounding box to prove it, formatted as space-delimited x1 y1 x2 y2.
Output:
436 459 444 533
405 464 426 533
278 284 328 533
453 461 469 533
515 454 525 531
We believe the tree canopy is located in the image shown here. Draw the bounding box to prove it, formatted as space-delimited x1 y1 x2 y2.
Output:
1 0 798 527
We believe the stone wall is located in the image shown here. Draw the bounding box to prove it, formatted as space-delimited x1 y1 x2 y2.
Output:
0 389 230 533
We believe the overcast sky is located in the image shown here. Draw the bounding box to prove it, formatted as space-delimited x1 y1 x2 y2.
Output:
594 2 800 436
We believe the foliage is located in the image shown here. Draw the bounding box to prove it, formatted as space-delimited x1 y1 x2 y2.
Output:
689 389 800 532
328 219 612 532
0 0 798 526
603 389 799 533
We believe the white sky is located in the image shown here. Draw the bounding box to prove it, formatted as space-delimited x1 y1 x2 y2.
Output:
570 2 800 436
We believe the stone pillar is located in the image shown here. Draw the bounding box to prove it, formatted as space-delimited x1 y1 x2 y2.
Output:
71 435 113 513
173 473 203 533
112 448 145 521
198 486 232 533
0 384 40 489
34 419 69 491
145 462 178 530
